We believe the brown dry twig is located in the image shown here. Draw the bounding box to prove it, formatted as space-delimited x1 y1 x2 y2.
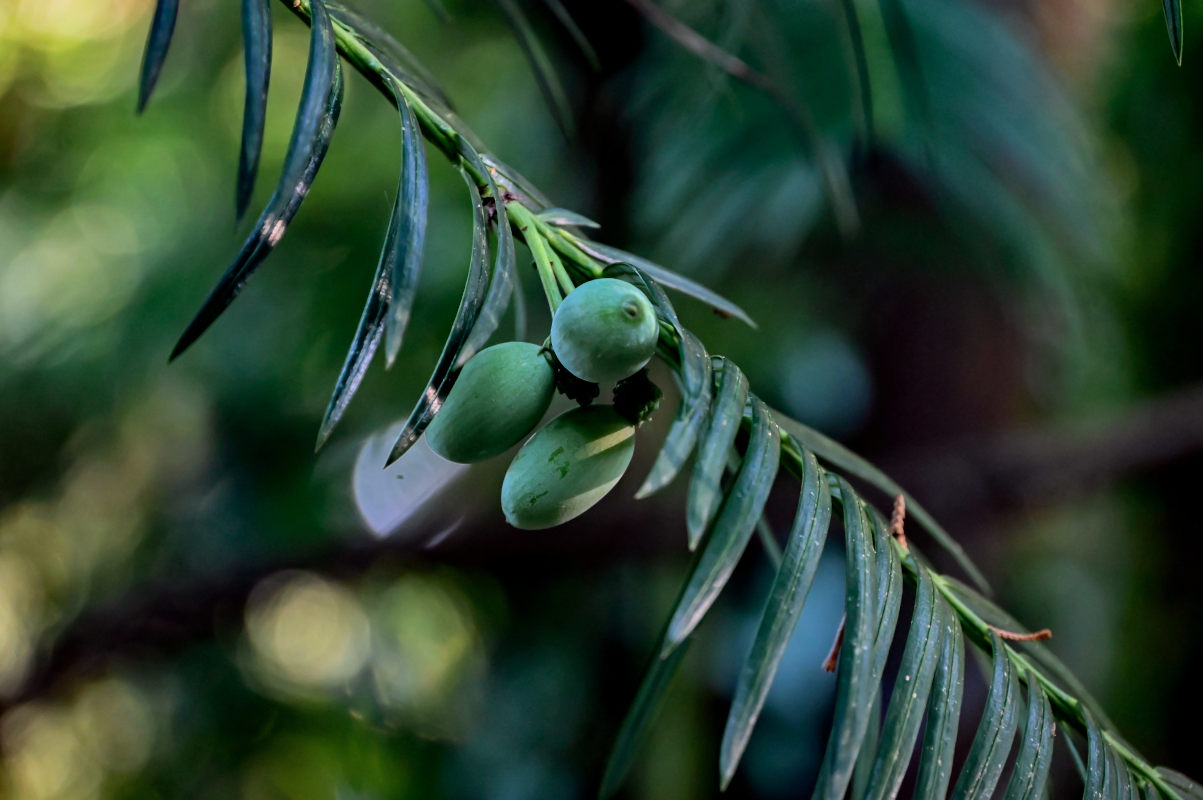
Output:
988 624 1052 642
890 493 908 551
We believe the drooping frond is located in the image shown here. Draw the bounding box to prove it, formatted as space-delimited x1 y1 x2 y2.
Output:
135 2 1197 797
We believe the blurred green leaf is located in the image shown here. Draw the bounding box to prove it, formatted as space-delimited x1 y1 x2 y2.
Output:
539 0 599 69
493 0 575 137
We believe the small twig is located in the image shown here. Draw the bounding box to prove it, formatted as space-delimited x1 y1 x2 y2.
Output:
890 493 908 551
988 624 1053 642
822 614 846 672
623 0 774 92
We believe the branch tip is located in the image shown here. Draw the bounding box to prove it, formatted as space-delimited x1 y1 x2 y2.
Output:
822 615 846 672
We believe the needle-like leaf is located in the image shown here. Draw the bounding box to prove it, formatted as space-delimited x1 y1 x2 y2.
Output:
236 0 272 219
387 169 491 464
601 539 718 799
1127 767 1143 800
636 329 712 498
459 143 517 362
939 575 1117 732
949 631 1022 800
687 357 750 547
1001 682 1055 800
583 241 755 328
719 449 831 787
1085 713 1107 800
536 207 601 229
810 480 881 800
316 79 428 450
380 80 430 368
868 511 902 682
137 0 179 113
1114 749 1134 800
328 1 454 112
914 595 965 800
598 639 692 799
170 0 343 360
662 398 779 652
851 691 883 800
1157 769 1203 800
862 568 944 800
1162 0 1184 66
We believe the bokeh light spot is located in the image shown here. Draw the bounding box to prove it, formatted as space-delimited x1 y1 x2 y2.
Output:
246 572 372 691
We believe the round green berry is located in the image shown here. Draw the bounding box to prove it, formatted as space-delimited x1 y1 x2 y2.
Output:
425 341 555 463
550 278 659 384
501 405 636 529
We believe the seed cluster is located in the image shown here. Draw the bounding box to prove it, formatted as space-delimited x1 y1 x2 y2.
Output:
424 279 662 529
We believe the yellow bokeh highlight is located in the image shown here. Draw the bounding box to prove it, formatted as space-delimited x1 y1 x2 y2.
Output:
0 0 147 107
368 573 484 736
246 572 372 691
1 677 154 800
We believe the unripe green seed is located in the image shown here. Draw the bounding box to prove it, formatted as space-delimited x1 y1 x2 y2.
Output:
550 278 659 384
425 341 555 463
501 405 636 530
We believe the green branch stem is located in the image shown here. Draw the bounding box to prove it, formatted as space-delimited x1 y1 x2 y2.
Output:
928 564 1173 798
784 424 1175 797
508 202 564 313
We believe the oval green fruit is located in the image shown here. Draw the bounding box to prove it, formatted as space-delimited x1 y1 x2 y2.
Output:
425 341 555 463
550 278 659 384
501 405 636 530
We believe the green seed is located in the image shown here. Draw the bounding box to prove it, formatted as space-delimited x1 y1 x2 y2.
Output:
501 405 636 529
425 341 555 463
550 278 659 384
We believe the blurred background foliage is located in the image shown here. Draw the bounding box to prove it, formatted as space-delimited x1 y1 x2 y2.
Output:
0 0 1201 797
